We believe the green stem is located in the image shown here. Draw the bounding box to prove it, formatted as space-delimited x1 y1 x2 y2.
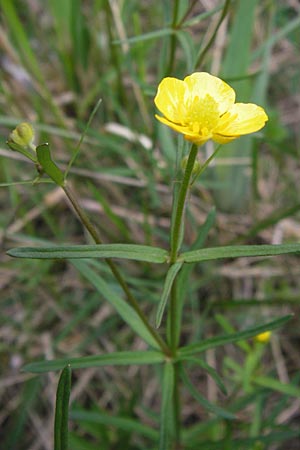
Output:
170 143 198 263
167 143 198 449
172 363 181 448
165 0 180 75
62 183 171 356
167 142 223 449
168 283 181 449
195 0 231 69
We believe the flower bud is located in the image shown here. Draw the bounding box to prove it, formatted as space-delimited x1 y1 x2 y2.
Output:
254 331 271 344
9 122 35 148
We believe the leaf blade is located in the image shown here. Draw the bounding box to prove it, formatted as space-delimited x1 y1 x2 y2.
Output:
180 366 235 419
7 243 168 264
54 365 72 450
72 260 160 349
181 243 300 263
156 262 183 328
22 350 165 373
178 315 292 358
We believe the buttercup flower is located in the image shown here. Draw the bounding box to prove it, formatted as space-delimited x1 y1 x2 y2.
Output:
154 72 268 146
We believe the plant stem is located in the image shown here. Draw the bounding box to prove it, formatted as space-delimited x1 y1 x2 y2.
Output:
168 142 223 448
167 143 199 449
165 0 180 75
170 143 198 263
195 0 231 69
62 182 171 356
168 283 182 449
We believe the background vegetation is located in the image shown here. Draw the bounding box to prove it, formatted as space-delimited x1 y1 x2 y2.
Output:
1 0 300 449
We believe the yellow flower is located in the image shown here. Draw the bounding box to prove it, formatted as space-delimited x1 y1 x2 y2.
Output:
254 331 271 344
154 72 268 146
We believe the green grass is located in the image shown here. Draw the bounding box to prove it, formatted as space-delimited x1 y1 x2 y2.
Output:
1 1 300 449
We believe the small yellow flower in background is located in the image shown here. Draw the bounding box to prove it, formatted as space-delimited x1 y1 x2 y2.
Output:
254 331 271 344
154 72 268 146
9 122 35 148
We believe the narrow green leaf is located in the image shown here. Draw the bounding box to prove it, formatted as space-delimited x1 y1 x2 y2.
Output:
176 356 227 395
180 366 235 419
113 27 174 45
178 315 292 358
156 262 183 328
7 243 168 264
54 365 72 450
22 350 165 373
254 375 300 398
71 409 159 440
72 260 161 349
159 362 175 450
181 243 300 263
36 143 65 186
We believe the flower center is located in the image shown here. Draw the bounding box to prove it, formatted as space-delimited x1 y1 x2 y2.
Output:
185 94 220 136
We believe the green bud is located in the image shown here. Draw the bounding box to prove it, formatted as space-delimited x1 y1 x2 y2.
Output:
180 155 201 174
9 122 35 148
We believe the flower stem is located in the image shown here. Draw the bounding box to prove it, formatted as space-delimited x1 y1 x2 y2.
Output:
62 182 171 356
170 143 198 263
167 144 199 449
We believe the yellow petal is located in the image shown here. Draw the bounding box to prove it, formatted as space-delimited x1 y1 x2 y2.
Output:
184 72 235 115
155 115 211 145
154 77 187 123
215 103 268 137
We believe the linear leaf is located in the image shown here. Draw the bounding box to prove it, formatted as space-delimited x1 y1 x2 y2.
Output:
178 315 292 358
180 366 235 419
176 356 227 395
7 243 168 263
156 262 183 328
181 243 300 263
22 350 165 373
71 410 159 440
253 375 300 398
72 260 161 349
113 28 174 45
54 365 72 450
